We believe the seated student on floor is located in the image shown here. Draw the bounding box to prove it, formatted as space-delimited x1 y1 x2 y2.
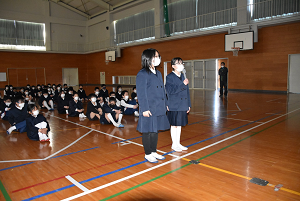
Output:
26 104 50 142
36 85 42 97
30 85 37 98
120 90 139 116
4 85 9 97
38 90 54 111
7 97 28 135
105 91 118 104
0 96 12 120
116 85 122 102
93 87 101 101
99 84 109 100
86 94 103 121
101 97 124 128
66 87 75 101
53 84 62 102
69 92 86 118
78 84 87 101
18 87 25 97
57 91 69 114
24 89 34 104
131 86 138 101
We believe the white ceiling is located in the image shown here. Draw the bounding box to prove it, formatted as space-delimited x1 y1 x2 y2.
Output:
50 0 138 18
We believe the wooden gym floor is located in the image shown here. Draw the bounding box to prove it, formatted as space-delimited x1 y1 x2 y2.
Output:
0 90 300 201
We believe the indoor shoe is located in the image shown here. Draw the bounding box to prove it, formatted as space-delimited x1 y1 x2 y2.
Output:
179 144 188 150
1 112 5 119
145 154 158 163
49 108 54 111
151 152 166 160
6 127 15 135
118 124 124 128
171 146 182 152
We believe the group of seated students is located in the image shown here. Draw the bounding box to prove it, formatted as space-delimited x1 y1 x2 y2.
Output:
0 83 139 141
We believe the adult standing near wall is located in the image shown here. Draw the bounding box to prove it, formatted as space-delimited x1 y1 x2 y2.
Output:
219 62 228 97
165 57 191 152
136 48 170 163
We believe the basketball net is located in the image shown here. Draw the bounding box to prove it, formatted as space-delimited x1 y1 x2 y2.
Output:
231 47 240 57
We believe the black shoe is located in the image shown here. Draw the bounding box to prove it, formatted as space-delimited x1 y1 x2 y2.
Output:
219 95 223 97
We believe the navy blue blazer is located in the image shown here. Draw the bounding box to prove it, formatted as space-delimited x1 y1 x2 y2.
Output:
68 99 83 117
165 72 191 111
8 103 28 126
136 68 167 116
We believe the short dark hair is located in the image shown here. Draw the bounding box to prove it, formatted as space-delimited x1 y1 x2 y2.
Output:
101 84 106 87
121 90 128 96
27 104 37 112
141 48 161 73
110 91 116 96
117 85 122 90
109 97 116 102
94 87 99 90
14 96 24 103
43 90 48 94
79 84 83 87
133 86 136 90
3 96 11 101
171 57 183 66
221 62 225 65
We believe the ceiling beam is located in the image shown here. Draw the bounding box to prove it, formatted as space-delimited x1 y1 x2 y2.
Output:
50 0 89 18
112 0 137 9
90 0 112 11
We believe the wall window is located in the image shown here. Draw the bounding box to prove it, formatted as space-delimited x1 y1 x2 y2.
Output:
114 9 155 45
0 19 45 51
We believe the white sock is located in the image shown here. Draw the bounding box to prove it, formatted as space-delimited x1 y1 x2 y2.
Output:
107 113 119 127
38 132 45 141
43 101 51 110
117 114 123 124
170 126 178 148
134 111 139 116
49 100 54 109
177 126 182 146
7 126 16 134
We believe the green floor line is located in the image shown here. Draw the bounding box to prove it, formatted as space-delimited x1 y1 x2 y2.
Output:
0 180 12 201
100 114 295 201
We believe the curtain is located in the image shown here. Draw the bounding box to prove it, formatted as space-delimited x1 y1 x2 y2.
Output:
115 9 155 44
16 21 44 46
0 19 16 45
252 0 300 20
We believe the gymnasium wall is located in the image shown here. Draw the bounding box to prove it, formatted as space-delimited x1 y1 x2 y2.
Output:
0 21 299 93
86 21 300 92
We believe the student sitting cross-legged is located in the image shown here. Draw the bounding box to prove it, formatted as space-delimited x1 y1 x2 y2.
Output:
120 90 139 117
38 90 54 111
69 92 86 118
86 95 103 121
101 97 124 128
26 104 50 141
57 91 69 114
7 97 28 135
0 96 12 120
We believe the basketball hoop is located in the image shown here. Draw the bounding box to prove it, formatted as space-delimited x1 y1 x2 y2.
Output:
231 47 240 56
105 60 109 65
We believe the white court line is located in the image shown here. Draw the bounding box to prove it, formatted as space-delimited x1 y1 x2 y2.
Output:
61 107 300 201
191 113 263 123
65 175 89 192
235 103 241 111
190 110 240 114
49 114 179 158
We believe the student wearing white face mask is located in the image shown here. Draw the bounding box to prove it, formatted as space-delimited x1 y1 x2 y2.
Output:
69 93 86 118
38 90 54 111
131 86 138 101
86 95 103 121
116 85 122 102
7 97 28 134
120 90 139 117
0 97 12 120
26 104 50 141
57 91 69 114
165 57 191 152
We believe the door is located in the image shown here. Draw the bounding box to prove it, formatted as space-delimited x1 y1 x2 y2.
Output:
194 61 204 89
62 68 79 87
184 61 193 89
288 54 300 93
204 60 216 90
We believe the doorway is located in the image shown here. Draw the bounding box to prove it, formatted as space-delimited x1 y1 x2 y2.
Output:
288 54 300 93
62 68 79 87
164 58 228 90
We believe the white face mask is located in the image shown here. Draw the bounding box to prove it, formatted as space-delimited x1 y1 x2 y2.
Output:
111 95 115 98
61 94 65 98
5 102 11 106
44 95 48 98
25 97 29 100
27 86 30 88
57 87 61 90
118 88 122 92
32 88 35 90
95 91 99 95
10 87 13 90
74 96 79 101
25 92 29 95
91 97 96 102
134 90 136 93
69 91 72 94
154 57 161 66
124 95 129 101
33 110 39 116
221 66 224 68
38 87 41 89
5 87 8 90
18 103 25 109
176 64 184 72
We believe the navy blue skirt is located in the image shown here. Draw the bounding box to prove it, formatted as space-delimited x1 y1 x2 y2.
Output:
137 114 170 133
167 111 188 126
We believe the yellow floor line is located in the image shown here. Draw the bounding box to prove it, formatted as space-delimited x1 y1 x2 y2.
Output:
181 157 300 196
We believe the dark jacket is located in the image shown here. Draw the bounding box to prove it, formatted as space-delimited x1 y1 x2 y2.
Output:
8 103 28 125
219 67 228 82
57 96 69 114
86 101 102 120
38 95 51 108
78 89 87 99
69 99 83 117
165 72 191 111
26 114 50 141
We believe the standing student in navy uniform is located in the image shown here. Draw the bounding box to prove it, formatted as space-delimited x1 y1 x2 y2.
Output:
26 104 50 141
165 57 191 152
219 62 228 97
7 97 28 134
136 48 170 163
